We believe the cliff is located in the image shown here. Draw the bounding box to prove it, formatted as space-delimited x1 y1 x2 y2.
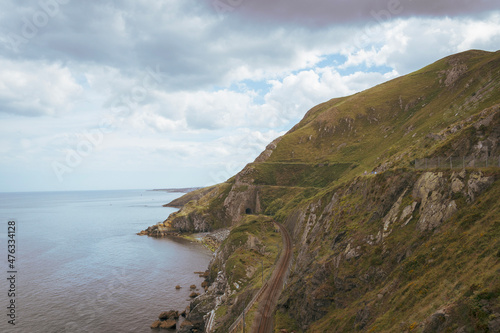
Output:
143 50 500 332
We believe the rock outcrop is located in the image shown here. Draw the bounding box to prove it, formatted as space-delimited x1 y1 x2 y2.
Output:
278 168 497 331
413 172 457 231
254 136 282 162
142 50 500 333
222 184 261 223
151 310 179 330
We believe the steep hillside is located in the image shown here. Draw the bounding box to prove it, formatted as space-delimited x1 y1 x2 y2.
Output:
142 50 500 332
279 168 499 332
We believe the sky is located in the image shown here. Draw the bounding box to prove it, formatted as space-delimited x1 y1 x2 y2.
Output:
0 0 499 192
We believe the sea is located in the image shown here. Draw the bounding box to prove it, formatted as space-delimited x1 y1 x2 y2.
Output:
0 189 213 332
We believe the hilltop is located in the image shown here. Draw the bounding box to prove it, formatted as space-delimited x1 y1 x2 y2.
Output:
142 50 500 332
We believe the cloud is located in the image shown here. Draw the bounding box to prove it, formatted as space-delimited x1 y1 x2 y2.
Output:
220 0 500 26
114 65 395 134
0 59 83 116
0 1 348 92
339 14 500 74
455 13 500 50
259 67 397 127
0 0 499 191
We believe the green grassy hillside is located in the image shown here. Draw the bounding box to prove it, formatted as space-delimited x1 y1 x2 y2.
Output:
145 50 500 332
277 168 499 332
270 50 500 171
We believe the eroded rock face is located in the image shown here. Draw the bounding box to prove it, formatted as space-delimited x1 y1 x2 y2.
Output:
185 292 217 331
382 190 407 237
400 202 418 226
375 169 489 234
254 136 283 163
451 177 465 193
279 169 496 330
172 213 213 233
412 171 494 231
413 170 495 231
223 185 261 225
412 172 458 231
440 57 468 87
413 172 444 200
467 171 495 202
179 264 229 332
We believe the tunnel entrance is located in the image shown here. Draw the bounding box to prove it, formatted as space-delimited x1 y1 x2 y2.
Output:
245 208 253 214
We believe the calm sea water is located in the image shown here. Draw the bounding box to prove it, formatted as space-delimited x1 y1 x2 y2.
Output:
0 189 212 332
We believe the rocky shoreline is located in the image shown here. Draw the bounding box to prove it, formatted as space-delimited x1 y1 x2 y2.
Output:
189 229 231 252
139 227 230 252
150 274 209 332
148 229 230 332
146 50 500 332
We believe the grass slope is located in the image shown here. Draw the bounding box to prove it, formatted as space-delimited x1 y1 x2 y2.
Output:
152 50 500 332
309 176 500 332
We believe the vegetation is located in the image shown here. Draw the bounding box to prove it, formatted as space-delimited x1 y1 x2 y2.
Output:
304 177 500 332
152 50 500 332
241 162 354 188
209 216 282 333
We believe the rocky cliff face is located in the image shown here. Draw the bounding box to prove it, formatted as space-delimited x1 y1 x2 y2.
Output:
222 185 262 223
140 174 265 236
278 168 497 331
179 216 281 333
142 50 500 332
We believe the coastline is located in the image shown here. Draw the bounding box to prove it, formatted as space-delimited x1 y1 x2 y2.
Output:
146 228 230 331
139 227 230 252
143 189 231 331
178 229 230 252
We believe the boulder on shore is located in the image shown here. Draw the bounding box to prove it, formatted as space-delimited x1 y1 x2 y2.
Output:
159 310 179 320
159 319 176 329
180 320 193 328
150 320 161 329
189 291 200 298
190 284 196 289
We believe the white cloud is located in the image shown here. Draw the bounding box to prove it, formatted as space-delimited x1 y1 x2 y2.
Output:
456 13 500 51
340 15 500 74
259 67 397 127
116 66 396 134
0 59 83 116
0 0 499 191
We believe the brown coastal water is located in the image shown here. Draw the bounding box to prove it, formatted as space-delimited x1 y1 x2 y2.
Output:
0 190 212 332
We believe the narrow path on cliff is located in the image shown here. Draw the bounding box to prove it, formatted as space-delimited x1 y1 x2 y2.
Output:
252 221 293 333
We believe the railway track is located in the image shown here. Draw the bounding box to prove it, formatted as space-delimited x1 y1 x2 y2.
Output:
254 221 292 333
228 221 292 333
